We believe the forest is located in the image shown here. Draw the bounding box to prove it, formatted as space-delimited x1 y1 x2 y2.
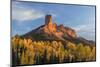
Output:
12 35 96 66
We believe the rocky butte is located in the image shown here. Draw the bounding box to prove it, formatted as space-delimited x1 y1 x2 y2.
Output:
22 14 95 46
43 14 77 38
23 14 77 40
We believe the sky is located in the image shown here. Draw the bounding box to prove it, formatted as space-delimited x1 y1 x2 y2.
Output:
12 1 96 41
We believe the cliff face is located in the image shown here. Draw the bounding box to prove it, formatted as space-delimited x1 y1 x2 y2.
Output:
43 15 77 38
43 15 57 34
21 14 95 47
58 25 77 38
23 14 77 40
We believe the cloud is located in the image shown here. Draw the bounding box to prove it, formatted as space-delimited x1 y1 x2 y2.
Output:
72 23 95 40
12 9 45 22
12 2 45 22
73 23 95 33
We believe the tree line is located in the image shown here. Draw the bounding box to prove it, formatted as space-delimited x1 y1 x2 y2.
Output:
12 36 96 66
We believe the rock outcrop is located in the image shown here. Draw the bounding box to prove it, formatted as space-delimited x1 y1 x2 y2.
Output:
43 15 57 34
21 14 95 47
43 14 77 38
23 14 77 40
58 24 77 38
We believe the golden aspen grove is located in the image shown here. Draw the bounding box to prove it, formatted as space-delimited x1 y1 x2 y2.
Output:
12 35 96 66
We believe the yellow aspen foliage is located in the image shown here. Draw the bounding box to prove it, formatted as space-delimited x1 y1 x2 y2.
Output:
91 47 96 60
20 52 25 65
67 42 76 50
12 36 96 65
84 45 91 61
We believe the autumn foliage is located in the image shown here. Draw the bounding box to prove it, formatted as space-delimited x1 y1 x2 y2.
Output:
12 36 96 66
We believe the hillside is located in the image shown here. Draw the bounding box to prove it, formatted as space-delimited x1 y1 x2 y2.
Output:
22 14 95 47
12 15 96 66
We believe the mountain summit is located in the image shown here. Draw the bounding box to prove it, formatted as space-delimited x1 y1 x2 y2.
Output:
22 14 95 46
23 14 77 39
43 15 77 38
43 15 57 34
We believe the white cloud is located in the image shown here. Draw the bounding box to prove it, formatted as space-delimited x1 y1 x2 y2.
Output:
73 23 95 33
12 1 58 22
12 2 45 22
72 23 95 40
12 9 45 21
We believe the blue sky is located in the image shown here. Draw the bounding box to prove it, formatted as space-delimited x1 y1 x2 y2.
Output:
12 1 96 41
